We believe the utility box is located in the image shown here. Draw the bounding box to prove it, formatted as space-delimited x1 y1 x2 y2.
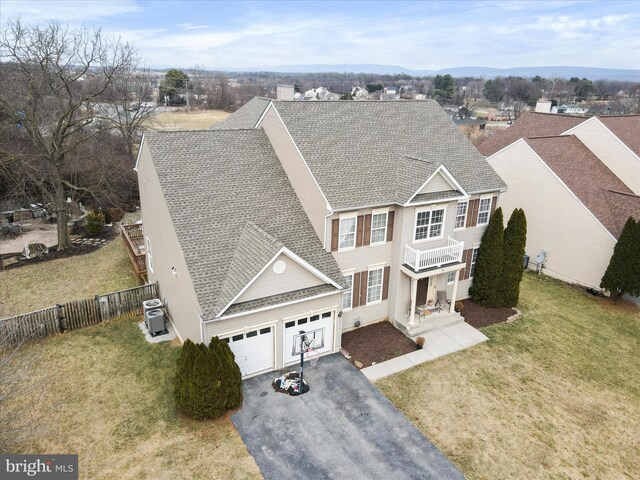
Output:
145 308 167 337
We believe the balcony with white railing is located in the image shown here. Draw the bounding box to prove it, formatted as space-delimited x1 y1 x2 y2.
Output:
404 237 464 271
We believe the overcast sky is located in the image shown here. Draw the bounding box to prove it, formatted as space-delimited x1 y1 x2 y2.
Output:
3 0 639 70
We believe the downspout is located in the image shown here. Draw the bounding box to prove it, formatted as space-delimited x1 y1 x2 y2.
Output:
198 313 205 343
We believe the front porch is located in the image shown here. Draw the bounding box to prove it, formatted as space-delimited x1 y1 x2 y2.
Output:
398 260 466 336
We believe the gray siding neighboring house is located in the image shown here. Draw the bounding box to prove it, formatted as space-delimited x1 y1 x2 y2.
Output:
137 99 506 377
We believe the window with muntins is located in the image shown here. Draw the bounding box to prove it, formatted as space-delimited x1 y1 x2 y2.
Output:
342 273 353 310
447 271 456 284
455 201 468 229
367 267 384 304
477 198 491 225
370 212 387 244
339 216 357 249
415 208 445 241
470 247 480 277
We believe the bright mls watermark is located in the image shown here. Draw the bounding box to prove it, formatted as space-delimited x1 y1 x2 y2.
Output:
1 455 77 479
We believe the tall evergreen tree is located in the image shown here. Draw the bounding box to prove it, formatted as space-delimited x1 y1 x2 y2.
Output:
210 337 243 409
502 209 528 307
175 340 228 420
471 207 504 307
174 339 198 415
600 217 640 298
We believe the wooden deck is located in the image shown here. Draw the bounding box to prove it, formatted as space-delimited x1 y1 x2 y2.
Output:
120 223 147 280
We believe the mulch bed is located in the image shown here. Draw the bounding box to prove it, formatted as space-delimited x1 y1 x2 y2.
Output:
460 298 517 328
1 227 118 270
341 321 417 369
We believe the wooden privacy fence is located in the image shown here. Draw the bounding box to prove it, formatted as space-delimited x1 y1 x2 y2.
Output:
0 282 159 345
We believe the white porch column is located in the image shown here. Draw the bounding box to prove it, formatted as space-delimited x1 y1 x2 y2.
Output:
409 277 418 327
449 269 460 313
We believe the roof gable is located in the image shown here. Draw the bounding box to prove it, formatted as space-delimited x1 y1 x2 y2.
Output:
597 115 640 157
144 129 344 320
232 251 330 306
270 100 505 208
525 135 640 238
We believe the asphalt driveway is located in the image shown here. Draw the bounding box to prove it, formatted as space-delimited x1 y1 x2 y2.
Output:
232 353 463 480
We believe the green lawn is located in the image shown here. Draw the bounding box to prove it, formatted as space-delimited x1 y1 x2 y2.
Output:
377 273 640 479
0 316 261 479
0 234 139 318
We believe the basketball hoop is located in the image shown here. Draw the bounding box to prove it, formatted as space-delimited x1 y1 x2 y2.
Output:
305 347 320 367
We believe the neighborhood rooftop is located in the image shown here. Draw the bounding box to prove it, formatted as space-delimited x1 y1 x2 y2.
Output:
143 128 344 320
524 134 640 239
214 99 506 209
478 111 588 156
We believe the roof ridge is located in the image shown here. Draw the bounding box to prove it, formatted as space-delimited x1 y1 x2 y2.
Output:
527 134 575 140
403 155 436 163
244 221 284 248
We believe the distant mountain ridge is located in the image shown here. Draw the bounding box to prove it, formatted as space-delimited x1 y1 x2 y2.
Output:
215 64 639 81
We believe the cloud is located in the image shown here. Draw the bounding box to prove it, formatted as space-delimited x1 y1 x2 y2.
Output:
2 0 142 23
177 23 210 31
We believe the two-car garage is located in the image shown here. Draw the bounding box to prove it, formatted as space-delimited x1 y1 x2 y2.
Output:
219 308 337 378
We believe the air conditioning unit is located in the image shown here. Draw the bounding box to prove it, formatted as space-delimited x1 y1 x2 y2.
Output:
143 298 163 314
145 309 167 337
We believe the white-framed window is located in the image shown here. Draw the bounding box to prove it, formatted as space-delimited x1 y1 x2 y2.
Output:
470 246 480 278
342 273 354 310
477 197 492 226
414 207 445 241
366 267 384 304
370 210 388 245
454 201 468 229
447 271 456 284
338 214 357 250
146 237 153 272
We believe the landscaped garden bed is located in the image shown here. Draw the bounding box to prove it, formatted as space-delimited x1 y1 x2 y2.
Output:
459 298 517 328
341 321 416 368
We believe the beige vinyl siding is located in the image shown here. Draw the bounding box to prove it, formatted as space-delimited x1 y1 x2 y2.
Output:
418 172 453 194
234 253 326 304
327 208 394 326
489 140 616 289
137 142 203 342
566 118 640 194
204 293 342 370
260 107 329 242
342 300 389 330
451 196 490 246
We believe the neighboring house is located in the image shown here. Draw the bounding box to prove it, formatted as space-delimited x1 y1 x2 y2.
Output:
384 85 398 94
482 112 640 290
136 98 506 377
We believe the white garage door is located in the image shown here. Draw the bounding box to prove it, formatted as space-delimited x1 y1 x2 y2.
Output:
222 326 274 377
283 310 334 366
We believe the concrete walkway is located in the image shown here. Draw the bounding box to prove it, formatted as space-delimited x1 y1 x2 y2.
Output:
362 322 488 381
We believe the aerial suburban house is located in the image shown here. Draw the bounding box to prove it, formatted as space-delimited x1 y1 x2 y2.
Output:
136 98 506 377
481 112 640 290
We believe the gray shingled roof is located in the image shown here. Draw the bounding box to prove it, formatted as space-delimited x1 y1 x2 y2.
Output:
210 97 271 130
270 100 506 209
225 285 339 316
144 129 344 320
410 190 463 204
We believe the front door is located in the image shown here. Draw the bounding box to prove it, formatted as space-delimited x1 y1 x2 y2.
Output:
416 277 429 306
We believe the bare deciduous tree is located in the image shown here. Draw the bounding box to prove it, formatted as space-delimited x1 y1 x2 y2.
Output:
0 20 135 250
